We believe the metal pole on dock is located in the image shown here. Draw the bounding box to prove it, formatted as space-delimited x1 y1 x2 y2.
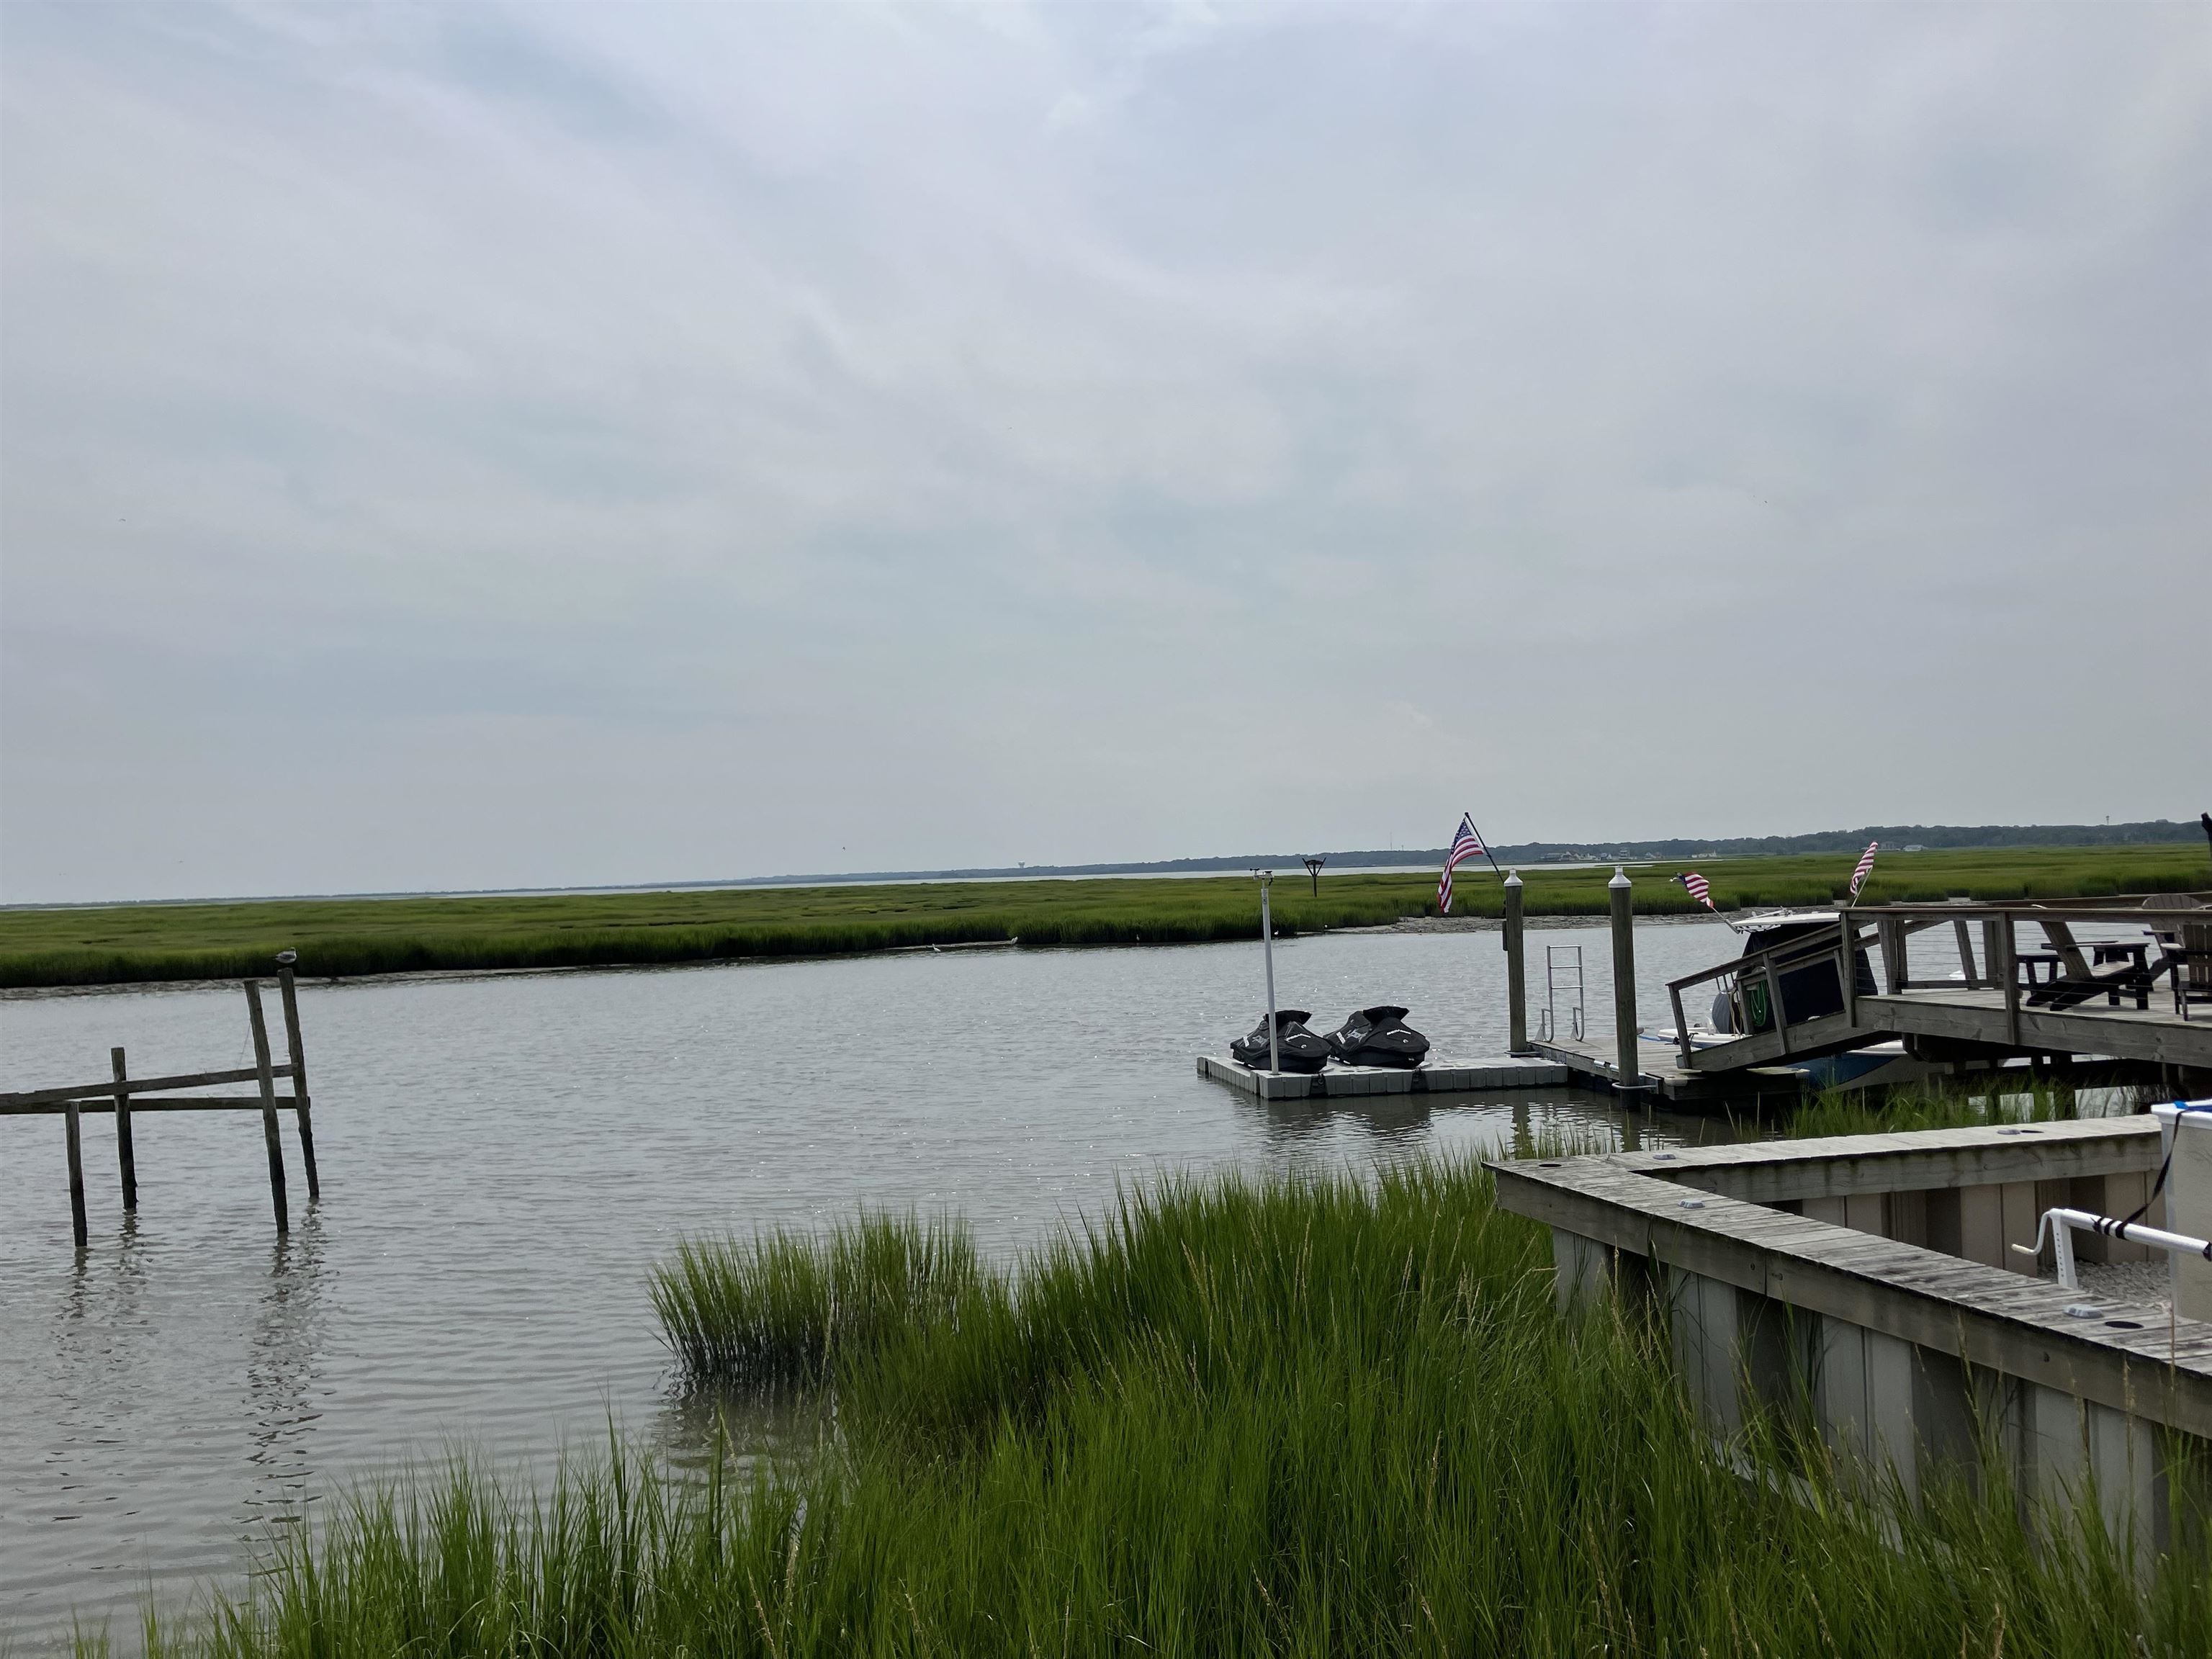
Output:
1503 871 1529 1056
278 965 319 1203
1257 871 1280 1072
112 1047 136 1212
244 981 289 1233
1609 867 1645 1095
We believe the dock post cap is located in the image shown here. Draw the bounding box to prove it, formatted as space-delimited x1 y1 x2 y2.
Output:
1609 866 1631 889
1504 869 1522 887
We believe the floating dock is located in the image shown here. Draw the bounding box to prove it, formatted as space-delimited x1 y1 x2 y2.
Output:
1195 1053 1568 1101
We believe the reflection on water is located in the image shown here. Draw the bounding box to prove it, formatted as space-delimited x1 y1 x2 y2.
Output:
241 1222 330 1539
0 920 1745 1647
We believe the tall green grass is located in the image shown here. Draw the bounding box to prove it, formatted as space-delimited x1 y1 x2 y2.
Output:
130 1159 2212 1655
1781 1074 2123 1139
651 1212 985 1388
7 842 2205 987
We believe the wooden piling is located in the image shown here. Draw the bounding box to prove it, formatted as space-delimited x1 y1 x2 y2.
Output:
64 1100 88 1248
1952 917 1979 987
1609 867 1643 1093
112 1046 136 1211
1503 871 1530 1055
278 968 318 1202
245 980 289 1233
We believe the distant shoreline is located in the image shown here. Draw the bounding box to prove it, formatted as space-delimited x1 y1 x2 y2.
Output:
2 820 2199 913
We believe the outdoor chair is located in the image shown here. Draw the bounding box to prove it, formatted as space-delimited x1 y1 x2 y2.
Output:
2022 948 2154 1011
2141 895 2212 1022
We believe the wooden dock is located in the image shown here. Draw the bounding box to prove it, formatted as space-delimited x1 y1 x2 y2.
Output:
1489 1119 2212 1555
1532 1036 1812 1107
1196 1053 1568 1101
1664 896 2212 1084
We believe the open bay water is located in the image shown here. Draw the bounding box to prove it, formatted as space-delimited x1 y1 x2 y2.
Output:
1 919 1744 1646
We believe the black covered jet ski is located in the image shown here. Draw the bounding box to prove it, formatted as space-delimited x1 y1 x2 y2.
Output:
1230 1010 1331 1073
1326 1005 1431 1069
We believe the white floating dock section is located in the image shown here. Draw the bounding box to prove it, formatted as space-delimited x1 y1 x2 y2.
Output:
1195 1054 1570 1101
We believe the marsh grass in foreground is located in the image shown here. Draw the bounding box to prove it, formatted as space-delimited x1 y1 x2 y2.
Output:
124 1159 2212 1656
650 1212 985 1388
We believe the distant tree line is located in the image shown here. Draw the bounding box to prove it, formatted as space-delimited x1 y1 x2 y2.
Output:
738 819 2205 886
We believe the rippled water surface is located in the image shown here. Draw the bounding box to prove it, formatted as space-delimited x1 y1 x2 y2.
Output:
1 920 1743 1645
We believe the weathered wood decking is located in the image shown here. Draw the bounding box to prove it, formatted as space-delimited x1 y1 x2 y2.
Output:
1491 1120 2212 1546
1668 896 2212 1079
1496 1146 2212 1435
1530 1035 1806 1105
1685 987 2209 1073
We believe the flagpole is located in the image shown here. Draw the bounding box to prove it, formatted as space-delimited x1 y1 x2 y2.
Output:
1467 814 1506 882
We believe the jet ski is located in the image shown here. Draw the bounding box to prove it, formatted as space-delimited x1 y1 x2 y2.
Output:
1230 1010 1331 1073
1326 1006 1431 1069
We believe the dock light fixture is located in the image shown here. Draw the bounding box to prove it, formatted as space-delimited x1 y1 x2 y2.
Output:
1254 870 1280 1072
275 950 297 965
1302 855 1326 896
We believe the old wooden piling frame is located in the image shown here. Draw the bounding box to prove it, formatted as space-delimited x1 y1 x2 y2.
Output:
1 966 320 1246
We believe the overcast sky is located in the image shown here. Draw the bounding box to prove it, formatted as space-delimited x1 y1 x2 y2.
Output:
3 4 2206 903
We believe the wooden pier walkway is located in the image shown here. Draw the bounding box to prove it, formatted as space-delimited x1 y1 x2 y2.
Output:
1665 896 2212 1084
1532 1035 1829 1107
1696 988 2209 1073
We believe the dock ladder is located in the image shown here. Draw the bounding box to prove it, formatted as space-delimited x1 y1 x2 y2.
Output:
1539 945 1586 1043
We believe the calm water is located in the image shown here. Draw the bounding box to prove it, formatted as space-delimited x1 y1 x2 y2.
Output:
1 920 1742 1645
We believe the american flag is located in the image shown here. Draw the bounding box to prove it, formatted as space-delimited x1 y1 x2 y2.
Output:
1678 871 1715 911
1437 815 1485 914
1848 840 1879 899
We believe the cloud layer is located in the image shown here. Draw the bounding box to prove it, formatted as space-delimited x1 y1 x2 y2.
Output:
4 4 2206 900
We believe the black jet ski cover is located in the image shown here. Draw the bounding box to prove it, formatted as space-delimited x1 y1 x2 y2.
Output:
1230 1010 1331 1073
1326 1005 1431 1069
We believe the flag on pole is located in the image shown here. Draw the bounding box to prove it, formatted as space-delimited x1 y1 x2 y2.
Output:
1437 815 1485 914
1678 871 1715 912
1848 840 1879 899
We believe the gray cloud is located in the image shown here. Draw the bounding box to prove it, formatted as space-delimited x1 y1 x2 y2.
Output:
4 2 2206 901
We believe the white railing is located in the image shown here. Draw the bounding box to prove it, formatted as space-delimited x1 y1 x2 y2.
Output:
2014 1208 2212 1292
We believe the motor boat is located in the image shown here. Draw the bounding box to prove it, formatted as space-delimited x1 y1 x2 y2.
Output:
1719 909 1878 1033
1650 907 1911 1088
1325 1005 1431 1069
1230 1010 1331 1073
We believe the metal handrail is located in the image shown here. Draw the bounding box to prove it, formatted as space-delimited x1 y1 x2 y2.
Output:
2014 1207 2212 1293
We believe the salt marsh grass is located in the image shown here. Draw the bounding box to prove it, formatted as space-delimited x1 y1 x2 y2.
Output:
651 1212 986 1388
122 1158 2212 1656
8 842 2203 987
1782 1075 2109 1139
